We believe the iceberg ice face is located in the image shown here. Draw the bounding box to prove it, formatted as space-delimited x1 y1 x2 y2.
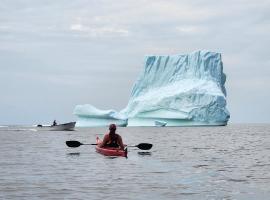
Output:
74 50 230 127
73 104 127 127
120 50 230 126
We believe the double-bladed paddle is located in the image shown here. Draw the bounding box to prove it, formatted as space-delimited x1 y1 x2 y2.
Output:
66 140 153 150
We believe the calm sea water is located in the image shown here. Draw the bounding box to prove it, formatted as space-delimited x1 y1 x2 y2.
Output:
0 124 270 200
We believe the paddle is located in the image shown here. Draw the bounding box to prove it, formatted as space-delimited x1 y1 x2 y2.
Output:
66 140 153 150
128 143 153 150
66 141 95 148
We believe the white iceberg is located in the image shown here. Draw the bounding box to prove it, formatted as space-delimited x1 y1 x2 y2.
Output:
73 104 127 127
74 50 230 127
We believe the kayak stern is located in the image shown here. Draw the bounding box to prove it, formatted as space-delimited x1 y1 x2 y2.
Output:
95 137 127 158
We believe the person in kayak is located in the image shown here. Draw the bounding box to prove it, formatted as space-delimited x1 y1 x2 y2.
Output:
98 124 125 150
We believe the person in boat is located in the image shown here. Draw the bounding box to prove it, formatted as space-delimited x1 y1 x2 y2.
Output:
52 120 57 126
98 124 125 150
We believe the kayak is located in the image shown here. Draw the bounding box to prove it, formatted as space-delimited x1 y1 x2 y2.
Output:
95 137 127 157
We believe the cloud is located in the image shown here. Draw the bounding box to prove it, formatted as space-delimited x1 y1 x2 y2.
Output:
0 0 270 123
70 23 129 37
175 25 208 35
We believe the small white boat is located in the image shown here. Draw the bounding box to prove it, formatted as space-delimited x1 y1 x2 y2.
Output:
36 122 76 131
154 120 167 127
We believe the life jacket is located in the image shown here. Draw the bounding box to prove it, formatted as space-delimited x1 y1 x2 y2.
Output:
106 133 119 147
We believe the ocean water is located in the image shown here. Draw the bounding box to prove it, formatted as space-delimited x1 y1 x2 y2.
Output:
0 124 270 200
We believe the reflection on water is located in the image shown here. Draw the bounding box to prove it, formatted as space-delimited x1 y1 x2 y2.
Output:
67 152 80 156
105 156 123 159
137 151 152 156
0 124 270 200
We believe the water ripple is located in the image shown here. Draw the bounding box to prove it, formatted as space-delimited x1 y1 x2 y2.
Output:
0 124 270 199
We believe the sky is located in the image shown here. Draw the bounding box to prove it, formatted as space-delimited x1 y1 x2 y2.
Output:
0 0 269 125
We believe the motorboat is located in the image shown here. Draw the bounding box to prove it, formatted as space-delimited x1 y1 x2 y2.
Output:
36 122 76 131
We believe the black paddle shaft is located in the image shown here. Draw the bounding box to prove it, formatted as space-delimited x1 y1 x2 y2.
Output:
66 140 153 150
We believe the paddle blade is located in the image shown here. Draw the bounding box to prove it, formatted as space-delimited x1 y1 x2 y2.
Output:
136 143 153 150
66 140 82 148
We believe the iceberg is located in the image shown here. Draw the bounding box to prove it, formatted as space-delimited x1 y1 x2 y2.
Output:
73 105 128 127
74 50 230 127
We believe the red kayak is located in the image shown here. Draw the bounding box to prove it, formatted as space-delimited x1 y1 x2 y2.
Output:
95 137 127 157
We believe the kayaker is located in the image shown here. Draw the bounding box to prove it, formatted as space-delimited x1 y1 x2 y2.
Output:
98 124 125 150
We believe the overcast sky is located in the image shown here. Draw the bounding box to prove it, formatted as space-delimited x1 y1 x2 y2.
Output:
0 0 269 125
